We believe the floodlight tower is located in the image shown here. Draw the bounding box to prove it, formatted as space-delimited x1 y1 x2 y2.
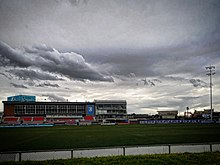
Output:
205 65 215 121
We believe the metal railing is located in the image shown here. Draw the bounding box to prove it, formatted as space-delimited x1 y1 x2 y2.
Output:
0 143 220 162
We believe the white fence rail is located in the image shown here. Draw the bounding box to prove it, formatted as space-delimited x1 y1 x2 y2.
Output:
0 143 220 162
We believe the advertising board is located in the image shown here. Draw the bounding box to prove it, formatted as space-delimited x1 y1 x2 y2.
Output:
87 104 95 116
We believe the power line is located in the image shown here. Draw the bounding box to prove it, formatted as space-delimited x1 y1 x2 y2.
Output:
205 65 215 121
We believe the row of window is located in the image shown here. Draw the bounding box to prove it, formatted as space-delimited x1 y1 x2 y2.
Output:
14 104 127 115
15 105 86 115
96 114 126 119
96 104 126 110
95 110 127 115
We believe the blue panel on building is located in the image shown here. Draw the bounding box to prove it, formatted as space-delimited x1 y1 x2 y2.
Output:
87 105 94 116
7 95 36 102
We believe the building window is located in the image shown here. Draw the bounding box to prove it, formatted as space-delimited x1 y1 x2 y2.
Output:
68 105 77 114
26 105 35 114
46 105 57 115
57 105 67 114
36 105 45 114
77 105 85 115
15 105 25 114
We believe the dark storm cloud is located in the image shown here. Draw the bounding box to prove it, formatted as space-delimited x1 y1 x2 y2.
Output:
140 79 160 86
1 0 220 50
85 50 159 77
84 42 220 80
36 82 60 88
10 83 28 89
0 42 30 67
42 94 66 102
0 41 113 82
189 79 208 88
6 68 63 81
0 0 220 81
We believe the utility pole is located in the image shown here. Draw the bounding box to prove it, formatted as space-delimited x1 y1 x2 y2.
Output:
205 65 215 121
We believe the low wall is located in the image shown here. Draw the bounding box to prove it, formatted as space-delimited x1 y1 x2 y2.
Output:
0 143 220 162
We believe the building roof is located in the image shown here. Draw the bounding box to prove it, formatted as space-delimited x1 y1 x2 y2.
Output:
94 100 126 103
2 101 93 105
157 110 178 115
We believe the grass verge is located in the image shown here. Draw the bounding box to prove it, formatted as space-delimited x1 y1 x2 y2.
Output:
1 152 220 165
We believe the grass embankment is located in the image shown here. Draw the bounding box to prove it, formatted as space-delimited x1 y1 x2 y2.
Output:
0 124 220 152
2 152 220 165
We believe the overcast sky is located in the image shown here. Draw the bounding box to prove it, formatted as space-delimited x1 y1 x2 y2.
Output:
0 0 220 114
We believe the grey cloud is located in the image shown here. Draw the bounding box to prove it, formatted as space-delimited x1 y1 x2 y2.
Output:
162 76 209 88
42 94 66 102
0 72 12 80
84 39 220 81
189 79 208 88
10 83 28 89
6 68 63 81
164 76 186 82
139 101 178 111
139 98 193 112
141 79 159 86
26 80 35 87
174 96 200 101
148 81 155 87
25 44 54 53
0 42 113 82
0 0 220 50
128 73 136 78
36 82 60 88
68 0 80 6
0 42 32 67
153 79 162 83
33 44 54 52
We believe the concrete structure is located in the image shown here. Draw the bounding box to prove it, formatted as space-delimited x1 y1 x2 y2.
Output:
157 110 178 119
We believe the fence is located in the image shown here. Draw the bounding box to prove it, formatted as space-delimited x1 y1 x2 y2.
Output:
0 143 220 162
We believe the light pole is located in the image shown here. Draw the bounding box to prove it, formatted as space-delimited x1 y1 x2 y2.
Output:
205 65 215 121
186 107 189 118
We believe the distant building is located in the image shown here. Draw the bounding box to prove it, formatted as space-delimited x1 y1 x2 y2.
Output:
193 109 214 119
157 110 178 119
213 112 220 122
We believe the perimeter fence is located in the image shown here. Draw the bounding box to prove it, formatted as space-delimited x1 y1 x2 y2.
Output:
1 143 220 162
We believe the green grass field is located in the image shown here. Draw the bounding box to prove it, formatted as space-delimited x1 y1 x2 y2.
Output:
2 152 220 165
0 124 220 152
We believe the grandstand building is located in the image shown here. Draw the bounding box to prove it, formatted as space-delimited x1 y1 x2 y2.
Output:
2 95 127 125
